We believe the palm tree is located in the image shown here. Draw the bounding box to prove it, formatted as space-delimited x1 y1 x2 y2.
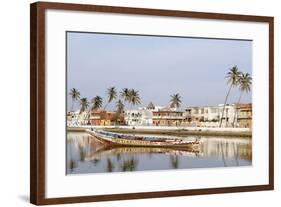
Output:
116 99 125 113
232 72 252 127
128 89 141 109
91 96 103 111
79 98 89 125
69 88 80 111
120 88 131 110
219 66 241 127
120 88 130 102
170 93 182 109
103 87 117 110
79 98 89 113
112 99 125 125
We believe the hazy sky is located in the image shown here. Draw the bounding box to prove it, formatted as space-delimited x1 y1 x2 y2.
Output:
67 32 252 111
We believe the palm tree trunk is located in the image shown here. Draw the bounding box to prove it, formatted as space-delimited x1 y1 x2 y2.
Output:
71 99 74 112
75 113 79 126
78 108 83 126
232 92 243 127
219 84 232 127
129 104 133 125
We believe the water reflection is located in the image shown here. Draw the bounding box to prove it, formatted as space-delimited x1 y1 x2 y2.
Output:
170 155 179 169
107 158 114 172
121 157 138 172
66 132 252 174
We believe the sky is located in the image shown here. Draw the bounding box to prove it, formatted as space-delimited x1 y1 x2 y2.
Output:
67 32 252 111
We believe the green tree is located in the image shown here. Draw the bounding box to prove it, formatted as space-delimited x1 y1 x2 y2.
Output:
116 99 125 113
91 96 103 111
120 88 130 107
103 87 117 110
170 93 182 108
79 98 89 113
128 89 141 109
79 98 89 125
219 66 241 127
69 88 80 111
112 99 125 125
232 72 252 127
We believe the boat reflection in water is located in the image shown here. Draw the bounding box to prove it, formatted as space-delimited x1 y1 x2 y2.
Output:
66 132 252 174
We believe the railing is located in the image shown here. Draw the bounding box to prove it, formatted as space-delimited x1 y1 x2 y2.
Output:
238 115 252 119
152 116 184 119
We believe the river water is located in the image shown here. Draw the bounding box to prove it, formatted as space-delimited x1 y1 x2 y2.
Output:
66 132 252 174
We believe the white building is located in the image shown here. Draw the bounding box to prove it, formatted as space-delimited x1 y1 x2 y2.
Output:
67 110 91 126
124 109 153 126
124 102 184 126
185 104 237 127
78 111 90 126
67 110 80 126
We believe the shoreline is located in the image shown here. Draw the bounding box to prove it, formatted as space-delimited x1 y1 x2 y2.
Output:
67 126 252 138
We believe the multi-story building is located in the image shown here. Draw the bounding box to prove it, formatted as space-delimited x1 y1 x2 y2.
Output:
124 109 153 126
237 103 252 128
185 104 236 127
67 110 80 126
90 110 102 126
152 108 184 126
78 111 90 125
90 110 124 126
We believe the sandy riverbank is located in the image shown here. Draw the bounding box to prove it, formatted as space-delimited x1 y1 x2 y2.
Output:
67 126 252 138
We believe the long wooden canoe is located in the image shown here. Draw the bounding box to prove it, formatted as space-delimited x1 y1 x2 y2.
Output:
88 130 200 150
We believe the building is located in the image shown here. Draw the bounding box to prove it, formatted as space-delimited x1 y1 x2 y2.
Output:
124 109 153 126
124 102 167 126
67 110 80 126
67 111 74 126
90 110 102 126
90 110 124 126
152 108 184 126
185 104 236 127
78 111 90 125
237 103 252 128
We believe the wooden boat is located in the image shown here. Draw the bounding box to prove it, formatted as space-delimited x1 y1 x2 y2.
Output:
89 130 200 150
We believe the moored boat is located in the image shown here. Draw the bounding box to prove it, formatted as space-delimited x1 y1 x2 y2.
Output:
88 130 201 150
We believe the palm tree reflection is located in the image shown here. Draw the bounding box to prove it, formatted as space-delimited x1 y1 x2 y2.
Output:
107 158 115 172
121 157 138 172
69 159 77 172
170 155 179 169
220 142 227 167
68 138 78 172
78 144 86 162
116 153 121 161
91 158 100 166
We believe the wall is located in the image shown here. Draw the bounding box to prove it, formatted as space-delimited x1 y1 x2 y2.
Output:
0 0 279 206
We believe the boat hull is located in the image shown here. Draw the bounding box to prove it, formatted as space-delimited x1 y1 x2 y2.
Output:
89 131 200 150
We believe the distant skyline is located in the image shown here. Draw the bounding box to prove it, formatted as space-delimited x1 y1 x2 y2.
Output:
67 32 252 111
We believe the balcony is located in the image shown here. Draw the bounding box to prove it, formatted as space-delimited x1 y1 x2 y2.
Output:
152 116 184 120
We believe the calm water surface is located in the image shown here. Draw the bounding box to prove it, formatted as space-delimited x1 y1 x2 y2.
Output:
66 132 252 174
